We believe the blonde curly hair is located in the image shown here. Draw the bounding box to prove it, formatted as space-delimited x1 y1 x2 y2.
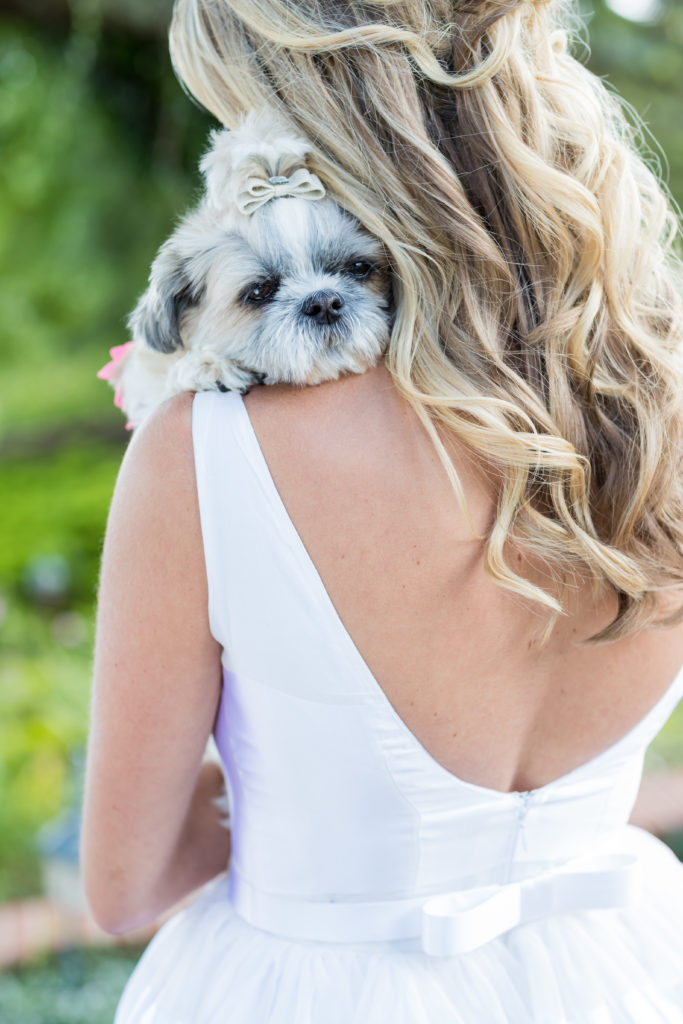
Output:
170 0 683 642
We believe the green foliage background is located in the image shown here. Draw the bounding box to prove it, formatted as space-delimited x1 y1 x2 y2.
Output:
0 9 212 901
1 0 682 912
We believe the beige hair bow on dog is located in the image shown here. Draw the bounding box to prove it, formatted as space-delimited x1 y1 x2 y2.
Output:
237 167 326 215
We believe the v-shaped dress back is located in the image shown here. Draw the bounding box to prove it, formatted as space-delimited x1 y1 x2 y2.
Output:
116 390 683 1024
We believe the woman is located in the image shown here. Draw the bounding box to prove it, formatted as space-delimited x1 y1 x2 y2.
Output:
82 0 683 1019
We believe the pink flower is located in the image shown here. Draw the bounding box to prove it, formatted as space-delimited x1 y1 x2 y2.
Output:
96 341 134 382
97 341 136 429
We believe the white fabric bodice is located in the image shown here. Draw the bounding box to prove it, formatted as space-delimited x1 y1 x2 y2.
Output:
192 390 683 951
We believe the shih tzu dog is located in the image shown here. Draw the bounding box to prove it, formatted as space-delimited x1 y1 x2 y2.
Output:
98 110 393 428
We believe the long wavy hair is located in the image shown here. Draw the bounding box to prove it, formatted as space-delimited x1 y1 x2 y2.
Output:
169 0 683 642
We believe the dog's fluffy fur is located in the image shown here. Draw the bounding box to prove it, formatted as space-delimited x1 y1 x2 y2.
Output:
107 110 393 427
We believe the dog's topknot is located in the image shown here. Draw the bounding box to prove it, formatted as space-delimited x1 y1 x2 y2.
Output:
200 109 314 211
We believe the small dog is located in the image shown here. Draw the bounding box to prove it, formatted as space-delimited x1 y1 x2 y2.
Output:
99 110 393 428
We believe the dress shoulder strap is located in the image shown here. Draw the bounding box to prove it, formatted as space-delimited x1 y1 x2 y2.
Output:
191 390 368 699
192 390 254 646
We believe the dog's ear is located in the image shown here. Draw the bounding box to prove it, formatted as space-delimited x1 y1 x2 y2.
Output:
128 239 205 354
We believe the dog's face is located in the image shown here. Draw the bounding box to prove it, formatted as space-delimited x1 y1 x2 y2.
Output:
195 196 391 384
129 116 393 388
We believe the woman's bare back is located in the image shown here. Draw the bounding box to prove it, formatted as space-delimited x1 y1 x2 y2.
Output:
244 361 683 794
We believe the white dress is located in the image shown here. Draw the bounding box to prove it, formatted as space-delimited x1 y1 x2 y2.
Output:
116 390 683 1023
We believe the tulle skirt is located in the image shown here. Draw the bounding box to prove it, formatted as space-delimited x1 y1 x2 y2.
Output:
115 827 683 1024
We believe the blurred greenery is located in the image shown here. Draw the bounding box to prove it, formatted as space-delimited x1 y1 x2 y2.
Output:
0 17 208 437
0 602 95 898
0 10 212 901
585 0 683 203
0 0 682 925
0 946 142 1022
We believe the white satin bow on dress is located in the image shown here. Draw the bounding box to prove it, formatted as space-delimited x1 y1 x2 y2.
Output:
421 853 641 955
228 852 641 956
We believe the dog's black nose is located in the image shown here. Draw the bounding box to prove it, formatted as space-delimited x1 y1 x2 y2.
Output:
301 291 345 325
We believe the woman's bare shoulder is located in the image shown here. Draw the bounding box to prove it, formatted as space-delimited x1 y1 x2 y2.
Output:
242 363 416 467
244 362 395 418
102 390 204 616
110 392 198 522
123 391 195 470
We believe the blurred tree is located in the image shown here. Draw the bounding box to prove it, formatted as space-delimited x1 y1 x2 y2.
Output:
0 15 210 438
585 0 683 206
1 0 172 35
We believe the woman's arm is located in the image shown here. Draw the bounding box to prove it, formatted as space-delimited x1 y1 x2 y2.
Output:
81 392 230 935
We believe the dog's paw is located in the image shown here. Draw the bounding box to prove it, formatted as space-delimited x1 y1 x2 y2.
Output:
168 351 258 395
211 360 260 395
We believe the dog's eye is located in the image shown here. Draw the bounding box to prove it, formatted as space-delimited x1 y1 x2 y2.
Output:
347 260 375 279
243 279 279 304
